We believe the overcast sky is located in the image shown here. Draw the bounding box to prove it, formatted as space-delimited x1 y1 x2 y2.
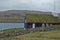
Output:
0 0 60 13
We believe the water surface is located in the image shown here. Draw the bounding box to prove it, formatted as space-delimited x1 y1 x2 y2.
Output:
0 23 24 30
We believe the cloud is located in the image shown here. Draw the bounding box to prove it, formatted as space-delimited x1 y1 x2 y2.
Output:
0 0 60 13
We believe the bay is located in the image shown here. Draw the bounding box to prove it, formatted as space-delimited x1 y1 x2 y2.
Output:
0 23 24 30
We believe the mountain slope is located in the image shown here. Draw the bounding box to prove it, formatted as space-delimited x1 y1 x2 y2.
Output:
0 10 52 22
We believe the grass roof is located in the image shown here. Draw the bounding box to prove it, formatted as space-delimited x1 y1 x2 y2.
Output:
26 14 60 23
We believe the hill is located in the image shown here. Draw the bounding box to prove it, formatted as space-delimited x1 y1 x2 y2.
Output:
0 10 51 14
0 10 52 22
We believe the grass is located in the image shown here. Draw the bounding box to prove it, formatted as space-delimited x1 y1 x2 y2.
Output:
0 29 60 40
0 15 24 22
26 14 60 23
0 28 24 33
0 19 24 23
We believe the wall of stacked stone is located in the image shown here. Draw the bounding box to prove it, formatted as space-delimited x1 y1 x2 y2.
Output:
52 25 60 29
0 30 30 38
0 25 60 38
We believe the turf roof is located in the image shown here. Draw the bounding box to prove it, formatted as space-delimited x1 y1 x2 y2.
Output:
26 14 60 23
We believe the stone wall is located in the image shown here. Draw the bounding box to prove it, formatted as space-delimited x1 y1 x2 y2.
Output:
0 25 60 38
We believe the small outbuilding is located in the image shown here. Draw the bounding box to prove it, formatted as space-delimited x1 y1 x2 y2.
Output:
24 14 60 29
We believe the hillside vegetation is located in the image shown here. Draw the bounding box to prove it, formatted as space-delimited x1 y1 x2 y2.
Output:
0 28 24 33
0 10 51 22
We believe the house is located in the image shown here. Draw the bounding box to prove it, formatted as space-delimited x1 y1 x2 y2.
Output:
24 14 60 29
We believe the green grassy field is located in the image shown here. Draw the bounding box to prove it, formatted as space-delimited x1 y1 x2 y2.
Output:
0 29 60 40
0 28 24 33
